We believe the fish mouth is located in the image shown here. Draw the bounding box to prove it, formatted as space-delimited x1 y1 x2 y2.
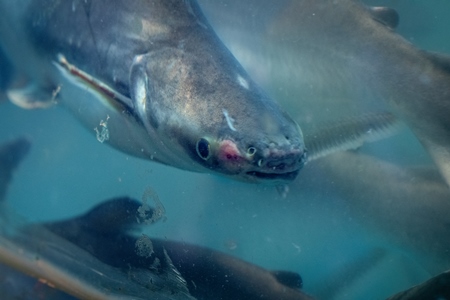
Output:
246 169 301 182
244 148 307 182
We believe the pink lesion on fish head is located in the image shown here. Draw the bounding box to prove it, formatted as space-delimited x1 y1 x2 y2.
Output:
217 139 246 171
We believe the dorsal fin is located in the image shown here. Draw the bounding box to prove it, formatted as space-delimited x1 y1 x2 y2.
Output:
271 270 303 289
81 197 145 233
369 6 399 29
44 197 147 238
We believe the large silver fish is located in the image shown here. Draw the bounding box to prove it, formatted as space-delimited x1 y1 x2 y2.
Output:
0 0 306 183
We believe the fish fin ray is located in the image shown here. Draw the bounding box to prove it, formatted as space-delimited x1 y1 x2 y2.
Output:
305 112 403 162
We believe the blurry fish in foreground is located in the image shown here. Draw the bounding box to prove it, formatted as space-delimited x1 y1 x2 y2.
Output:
0 197 312 300
0 138 188 299
0 218 194 300
200 0 450 186
42 197 313 300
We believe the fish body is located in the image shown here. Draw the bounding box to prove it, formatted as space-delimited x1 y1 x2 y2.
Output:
0 0 306 183
0 195 313 300
45 197 313 300
200 0 450 185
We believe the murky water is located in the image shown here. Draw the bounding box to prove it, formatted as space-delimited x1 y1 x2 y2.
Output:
1 1 449 299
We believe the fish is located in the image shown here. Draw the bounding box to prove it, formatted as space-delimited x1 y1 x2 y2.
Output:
292 151 450 276
0 141 194 299
0 209 196 300
385 269 450 300
0 196 313 299
0 0 307 183
199 0 450 186
43 196 314 300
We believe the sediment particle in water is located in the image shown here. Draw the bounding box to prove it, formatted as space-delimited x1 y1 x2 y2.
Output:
135 234 154 258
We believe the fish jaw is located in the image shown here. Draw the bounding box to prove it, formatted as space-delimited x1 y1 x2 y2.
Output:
212 136 307 184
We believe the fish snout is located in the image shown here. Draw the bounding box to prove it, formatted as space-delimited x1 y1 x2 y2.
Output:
260 143 307 171
246 142 307 182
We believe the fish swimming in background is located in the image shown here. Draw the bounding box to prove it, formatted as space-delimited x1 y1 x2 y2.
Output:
292 151 450 276
199 0 450 186
0 0 308 184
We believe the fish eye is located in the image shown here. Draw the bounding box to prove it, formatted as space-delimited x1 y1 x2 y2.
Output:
196 138 210 160
247 146 256 156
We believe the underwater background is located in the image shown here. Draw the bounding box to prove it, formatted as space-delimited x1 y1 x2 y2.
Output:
1 0 450 299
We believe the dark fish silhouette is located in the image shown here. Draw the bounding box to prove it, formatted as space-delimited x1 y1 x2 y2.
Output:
43 197 313 300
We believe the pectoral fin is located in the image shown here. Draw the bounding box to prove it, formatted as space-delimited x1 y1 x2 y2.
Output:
7 81 59 109
271 270 303 289
305 112 403 162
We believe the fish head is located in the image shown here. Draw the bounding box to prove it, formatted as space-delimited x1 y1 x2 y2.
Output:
199 102 307 184
131 46 306 183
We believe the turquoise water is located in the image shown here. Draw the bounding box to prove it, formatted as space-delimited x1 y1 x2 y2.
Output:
1 1 450 299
